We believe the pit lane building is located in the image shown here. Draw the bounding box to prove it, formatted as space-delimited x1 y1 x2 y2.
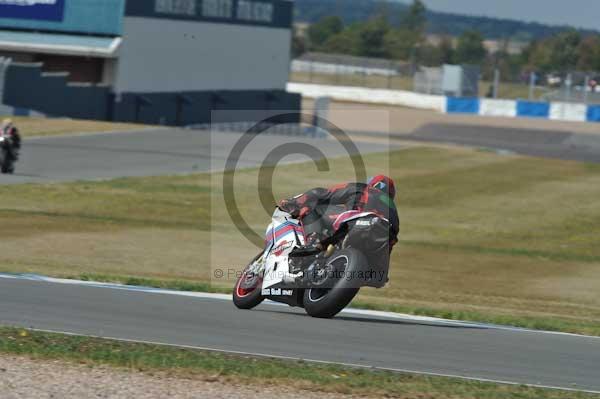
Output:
0 0 299 125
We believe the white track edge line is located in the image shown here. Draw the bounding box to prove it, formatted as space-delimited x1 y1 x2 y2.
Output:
1 273 599 340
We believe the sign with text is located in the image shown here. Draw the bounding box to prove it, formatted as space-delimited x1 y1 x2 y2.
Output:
155 0 273 24
0 0 66 22
128 0 291 29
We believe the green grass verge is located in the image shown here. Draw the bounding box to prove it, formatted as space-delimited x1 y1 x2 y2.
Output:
2 147 600 336
76 273 228 294
0 327 596 398
351 301 600 336
3 116 151 138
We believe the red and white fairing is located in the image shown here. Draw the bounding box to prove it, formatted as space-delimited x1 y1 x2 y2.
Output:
261 209 389 290
262 209 305 290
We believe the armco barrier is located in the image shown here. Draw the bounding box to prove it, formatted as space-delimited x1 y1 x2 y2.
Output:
446 97 480 114
516 100 550 118
587 105 600 122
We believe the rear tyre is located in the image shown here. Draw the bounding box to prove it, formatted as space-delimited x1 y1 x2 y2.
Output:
303 248 363 319
0 150 7 174
233 252 265 310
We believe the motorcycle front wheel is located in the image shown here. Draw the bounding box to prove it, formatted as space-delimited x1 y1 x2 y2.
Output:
233 252 265 310
303 248 364 319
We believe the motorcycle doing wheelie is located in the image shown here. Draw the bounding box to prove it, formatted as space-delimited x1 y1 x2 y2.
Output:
233 205 391 318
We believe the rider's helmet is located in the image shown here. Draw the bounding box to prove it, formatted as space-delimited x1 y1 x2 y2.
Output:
368 175 396 199
2 119 12 133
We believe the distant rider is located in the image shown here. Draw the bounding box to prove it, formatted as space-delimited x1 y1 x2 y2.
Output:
278 175 400 252
1 119 21 163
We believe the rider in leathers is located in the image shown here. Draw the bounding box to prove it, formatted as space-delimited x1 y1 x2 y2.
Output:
1 119 21 165
278 175 400 252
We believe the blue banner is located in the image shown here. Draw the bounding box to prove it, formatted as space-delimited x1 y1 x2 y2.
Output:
587 105 600 123
446 97 480 114
516 100 550 118
0 0 65 22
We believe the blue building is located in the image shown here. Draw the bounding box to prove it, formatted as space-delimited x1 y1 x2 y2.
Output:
0 0 299 125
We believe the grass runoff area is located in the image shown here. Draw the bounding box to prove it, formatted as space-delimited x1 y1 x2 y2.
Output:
1 116 147 138
1 146 600 338
0 327 596 399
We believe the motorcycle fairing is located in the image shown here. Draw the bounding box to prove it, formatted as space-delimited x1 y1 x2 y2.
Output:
331 210 391 288
262 209 305 290
332 210 388 231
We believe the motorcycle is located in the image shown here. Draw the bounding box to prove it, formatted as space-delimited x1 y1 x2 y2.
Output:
0 135 15 174
233 205 391 318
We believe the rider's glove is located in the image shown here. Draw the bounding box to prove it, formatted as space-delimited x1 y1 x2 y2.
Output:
278 199 299 218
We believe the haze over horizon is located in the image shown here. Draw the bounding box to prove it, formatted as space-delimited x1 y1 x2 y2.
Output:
399 0 600 30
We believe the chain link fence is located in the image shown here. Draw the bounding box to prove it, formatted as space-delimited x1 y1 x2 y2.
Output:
539 72 600 104
413 67 443 95
291 52 414 91
467 69 600 104
291 53 600 104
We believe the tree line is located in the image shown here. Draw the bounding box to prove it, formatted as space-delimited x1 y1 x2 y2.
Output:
296 0 600 82
300 1 487 67
294 0 596 42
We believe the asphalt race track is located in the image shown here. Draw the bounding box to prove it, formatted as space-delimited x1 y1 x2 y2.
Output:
3 124 600 186
1 276 600 393
0 128 392 185
405 123 600 163
2 128 600 393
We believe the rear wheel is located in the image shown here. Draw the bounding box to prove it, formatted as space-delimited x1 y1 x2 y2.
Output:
233 252 266 310
0 149 7 174
303 248 363 318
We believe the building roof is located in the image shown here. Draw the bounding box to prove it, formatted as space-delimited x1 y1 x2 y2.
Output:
0 30 121 58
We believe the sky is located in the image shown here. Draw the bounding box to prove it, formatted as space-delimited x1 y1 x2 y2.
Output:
405 0 600 30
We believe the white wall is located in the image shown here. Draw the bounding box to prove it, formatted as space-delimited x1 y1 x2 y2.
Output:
114 17 291 93
549 102 587 122
479 99 517 117
287 83 446 112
